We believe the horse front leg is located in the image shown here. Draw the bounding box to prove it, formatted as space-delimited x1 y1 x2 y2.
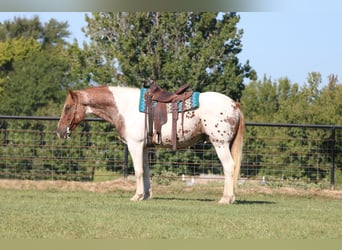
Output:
127 142 145 201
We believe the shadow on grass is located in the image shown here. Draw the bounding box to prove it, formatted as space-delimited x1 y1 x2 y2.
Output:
152 196 276 205
153 196 216 202
235 200 276 205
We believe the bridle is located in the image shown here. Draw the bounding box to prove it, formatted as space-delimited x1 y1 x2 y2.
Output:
65 100 79 139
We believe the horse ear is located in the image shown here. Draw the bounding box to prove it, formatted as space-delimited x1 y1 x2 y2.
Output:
68 90 78 102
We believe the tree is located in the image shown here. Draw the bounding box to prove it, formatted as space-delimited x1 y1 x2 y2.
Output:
84 12 256 100
0 37 41 94
40 18 71 49
317 74 342 125
0 16 89 115
0 16 70 47
0 49 65 115
0 16 42 41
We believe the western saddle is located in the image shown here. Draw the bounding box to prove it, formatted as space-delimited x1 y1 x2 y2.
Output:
144 81 193 150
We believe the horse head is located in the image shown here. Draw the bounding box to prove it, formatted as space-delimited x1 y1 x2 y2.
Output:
57 90 86 139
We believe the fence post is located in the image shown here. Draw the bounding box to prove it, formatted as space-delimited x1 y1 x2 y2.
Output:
39 131 45 147
3 129 9 145
91 167 95 181
330 127 336 190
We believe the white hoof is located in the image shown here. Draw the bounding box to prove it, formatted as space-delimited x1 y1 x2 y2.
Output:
130 193 144 201
218 195 235 204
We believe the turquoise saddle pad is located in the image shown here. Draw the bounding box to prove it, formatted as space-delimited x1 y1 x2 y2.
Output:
139 88 200 113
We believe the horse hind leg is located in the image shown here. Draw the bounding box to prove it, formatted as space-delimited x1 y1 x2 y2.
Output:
213 143 236 204
142 147 152 200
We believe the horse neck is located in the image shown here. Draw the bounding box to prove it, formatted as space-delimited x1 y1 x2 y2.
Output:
81 86 119 126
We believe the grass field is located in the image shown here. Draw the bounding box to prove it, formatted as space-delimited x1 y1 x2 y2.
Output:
0 178 341 239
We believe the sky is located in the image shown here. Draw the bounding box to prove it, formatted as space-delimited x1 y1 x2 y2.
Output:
1 10 341 86
238 11 342 85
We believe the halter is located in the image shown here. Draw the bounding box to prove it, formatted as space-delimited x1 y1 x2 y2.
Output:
66 99 79 138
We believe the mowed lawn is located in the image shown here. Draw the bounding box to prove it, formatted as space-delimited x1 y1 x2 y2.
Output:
0 180 341 239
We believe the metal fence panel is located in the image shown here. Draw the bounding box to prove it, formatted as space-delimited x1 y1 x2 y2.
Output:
0 116 341 189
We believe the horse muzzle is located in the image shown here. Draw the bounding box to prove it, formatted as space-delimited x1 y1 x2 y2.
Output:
57 127 72 139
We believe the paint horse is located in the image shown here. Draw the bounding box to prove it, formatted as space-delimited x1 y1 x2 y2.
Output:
56 85 244 204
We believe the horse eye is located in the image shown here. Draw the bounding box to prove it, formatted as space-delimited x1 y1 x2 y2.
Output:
65 105 71 113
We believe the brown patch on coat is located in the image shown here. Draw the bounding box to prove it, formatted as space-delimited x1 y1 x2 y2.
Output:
78 86 126 140
230 116 240 136
191 120 203 137
183 129 191 134
185 111 195 119
234 102 241 110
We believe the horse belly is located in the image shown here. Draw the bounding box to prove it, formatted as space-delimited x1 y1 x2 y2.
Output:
159 110 203 148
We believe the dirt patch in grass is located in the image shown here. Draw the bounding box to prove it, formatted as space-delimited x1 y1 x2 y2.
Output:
0 178 341 199
0 178 135 193
237 186 342 199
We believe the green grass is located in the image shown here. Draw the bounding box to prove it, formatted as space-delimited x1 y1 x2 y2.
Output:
0 182 341 239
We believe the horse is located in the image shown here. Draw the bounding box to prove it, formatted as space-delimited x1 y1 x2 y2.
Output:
56 85 244 204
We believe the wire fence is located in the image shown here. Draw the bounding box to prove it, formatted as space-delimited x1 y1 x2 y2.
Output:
0 115 341 189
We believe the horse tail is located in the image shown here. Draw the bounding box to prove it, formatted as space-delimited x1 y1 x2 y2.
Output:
230 103 245 189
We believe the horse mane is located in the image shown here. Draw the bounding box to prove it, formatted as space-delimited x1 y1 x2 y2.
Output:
82 84 139 92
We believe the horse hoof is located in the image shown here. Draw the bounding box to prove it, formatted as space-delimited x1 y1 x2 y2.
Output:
218 195 235 204
143 192 152 200
130 193 144 201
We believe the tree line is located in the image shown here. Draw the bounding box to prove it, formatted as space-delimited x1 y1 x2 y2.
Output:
0 13 341 181
240 74 341 182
